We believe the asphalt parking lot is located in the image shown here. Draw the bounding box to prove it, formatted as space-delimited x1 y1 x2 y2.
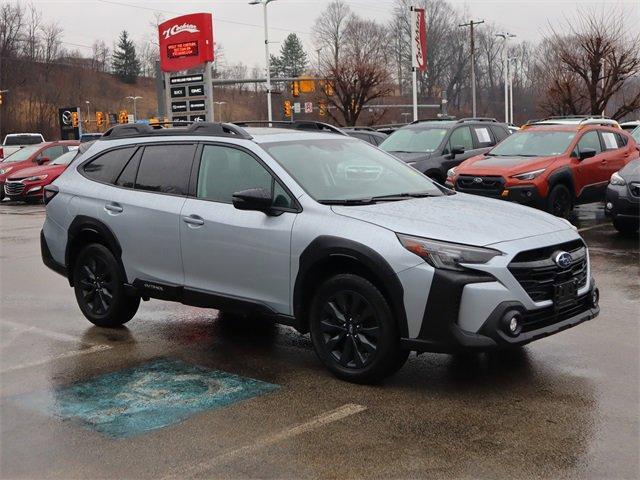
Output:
0 200 638 479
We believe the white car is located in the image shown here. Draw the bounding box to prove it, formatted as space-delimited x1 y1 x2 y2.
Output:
1 133 45 160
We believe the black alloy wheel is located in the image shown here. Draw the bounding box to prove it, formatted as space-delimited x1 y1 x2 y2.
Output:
309 274 408 383
77 255 116 316
73 243 139 327
320 290 380 369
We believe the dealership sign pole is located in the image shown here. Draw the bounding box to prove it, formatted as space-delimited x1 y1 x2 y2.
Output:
410 7 427 122
158 13 215 123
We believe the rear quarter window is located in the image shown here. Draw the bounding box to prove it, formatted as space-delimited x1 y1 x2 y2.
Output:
490 125 510 142
134 144 196 195
83 147 137 184
472 126 495 147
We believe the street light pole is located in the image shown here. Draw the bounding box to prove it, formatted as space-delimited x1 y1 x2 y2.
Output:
0 89 8 140
250 0 276 123
496 33 515 124
213 101 227 122
508 57 515 124
126 96 142 121
85 100 91 128
459 19 484 118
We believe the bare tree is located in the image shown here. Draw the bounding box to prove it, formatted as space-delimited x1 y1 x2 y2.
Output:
312 0 351 69
40 21 63 64
542 7 640 119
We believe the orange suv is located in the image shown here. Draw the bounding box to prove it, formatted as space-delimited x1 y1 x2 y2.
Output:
446 117 639 217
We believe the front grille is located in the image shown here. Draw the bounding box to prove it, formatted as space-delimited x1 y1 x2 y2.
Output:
521 293 591 333
4 181 24 196
508 239 588 302
455 175 505 197
629 182 640 198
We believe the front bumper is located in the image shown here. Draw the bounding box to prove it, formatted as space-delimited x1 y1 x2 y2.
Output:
400 268 599 353
451 179 546 209
604 184 639 220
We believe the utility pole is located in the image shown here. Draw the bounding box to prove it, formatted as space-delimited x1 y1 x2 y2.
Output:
496 33 515 124
250 0 277 123
459 19 484 118
508 57 515 124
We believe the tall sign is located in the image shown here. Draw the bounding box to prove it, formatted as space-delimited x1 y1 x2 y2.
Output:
158 13 215 123
410 7 427 121
58 107 81 140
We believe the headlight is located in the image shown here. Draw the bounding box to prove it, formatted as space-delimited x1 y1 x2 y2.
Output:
447 167 456 178
610 172 626 186
560 218 577 231
23 174 48 182
511 168 546 181
0 166 13 174
397 234 502 271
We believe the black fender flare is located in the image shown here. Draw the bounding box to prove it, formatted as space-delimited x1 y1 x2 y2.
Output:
293 235 409 337
65 215 124 285
547 168 577 198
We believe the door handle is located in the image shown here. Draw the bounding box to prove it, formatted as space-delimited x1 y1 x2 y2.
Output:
183 215 204 226
104 202 123 214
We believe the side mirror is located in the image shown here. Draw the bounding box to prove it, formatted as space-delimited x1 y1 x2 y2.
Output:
578 148 597 160
450 145 465 158
232 188 273 214
36 156 50 165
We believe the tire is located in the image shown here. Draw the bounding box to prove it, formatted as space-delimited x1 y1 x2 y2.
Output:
613 217 639 235
546 184 573 217
308 274 406 384
73 243 139 327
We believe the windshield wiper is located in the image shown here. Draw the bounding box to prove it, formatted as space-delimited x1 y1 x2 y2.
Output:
371 192 437 201
318 197 375 205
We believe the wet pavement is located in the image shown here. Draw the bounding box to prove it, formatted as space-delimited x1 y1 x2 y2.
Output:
0 201 638 479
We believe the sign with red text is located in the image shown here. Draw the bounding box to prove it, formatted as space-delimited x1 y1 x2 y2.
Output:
410 7 427 71
158 13 214 72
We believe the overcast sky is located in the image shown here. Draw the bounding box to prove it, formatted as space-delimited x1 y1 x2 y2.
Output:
32 0 640 69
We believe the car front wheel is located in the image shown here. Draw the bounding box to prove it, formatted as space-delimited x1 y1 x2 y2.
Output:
547 184 573 217
613 217 639 235
73 243 139 327
309 274 407 384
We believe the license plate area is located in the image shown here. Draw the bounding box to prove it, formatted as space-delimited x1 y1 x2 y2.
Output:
554 279 578 309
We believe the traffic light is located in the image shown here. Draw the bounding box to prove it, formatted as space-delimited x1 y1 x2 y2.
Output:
283 100 292 118
318 101 327 117
118 110 128 124
324 81 334 96
95 111 104 127
71 111 79 128
291 81 300 97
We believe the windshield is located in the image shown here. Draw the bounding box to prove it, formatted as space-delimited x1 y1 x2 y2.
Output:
3 135 43 146
261 138 444 202
379 127 447 153
489 130 576 156
51 150 77 165
1 145 40 162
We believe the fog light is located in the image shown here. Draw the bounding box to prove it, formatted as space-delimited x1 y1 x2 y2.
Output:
590 288 599 307
605 202 613 210
501 310 522 337
501 189 509 197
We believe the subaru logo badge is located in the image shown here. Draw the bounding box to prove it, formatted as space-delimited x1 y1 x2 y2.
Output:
554 251 573 269
473 177 483 184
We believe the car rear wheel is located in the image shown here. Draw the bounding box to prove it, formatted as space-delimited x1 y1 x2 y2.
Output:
547 184 573 217
73 243 139 327
309 274 407 384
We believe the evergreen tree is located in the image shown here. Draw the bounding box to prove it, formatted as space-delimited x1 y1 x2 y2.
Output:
112 31 141 84
272 33 308 78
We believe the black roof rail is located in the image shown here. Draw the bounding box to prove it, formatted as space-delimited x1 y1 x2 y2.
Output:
233 120 347 136
457 117 498 123
100 122 252 140
342 126 376 132
409 116 457 124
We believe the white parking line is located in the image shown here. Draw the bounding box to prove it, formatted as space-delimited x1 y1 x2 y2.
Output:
578 223 610 233
0 319 89 344
163 403 368 479
0 344 112 374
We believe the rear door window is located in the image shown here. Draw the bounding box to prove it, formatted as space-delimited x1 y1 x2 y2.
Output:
135 144 196 195
490 125 510 142
83 147 137 183
114 148 142 188
601 131 620 150
40 145 65 161
448 127 474 151
472 126 495 147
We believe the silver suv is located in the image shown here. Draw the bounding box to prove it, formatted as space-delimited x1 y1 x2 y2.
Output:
41 122 600 383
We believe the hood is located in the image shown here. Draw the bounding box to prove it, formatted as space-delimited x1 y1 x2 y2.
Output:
7 163 65 181
460 155 557 175
387 151 432 163
620 159 640 181
331 193 571 247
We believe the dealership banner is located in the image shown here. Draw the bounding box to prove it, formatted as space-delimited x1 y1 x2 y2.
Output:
410 7 427 71
158 13 214 72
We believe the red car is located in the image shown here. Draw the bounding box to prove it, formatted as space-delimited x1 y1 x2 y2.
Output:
447 119 639 217
0 140 79 201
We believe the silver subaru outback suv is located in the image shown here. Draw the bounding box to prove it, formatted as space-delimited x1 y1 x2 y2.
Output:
41 122 599 383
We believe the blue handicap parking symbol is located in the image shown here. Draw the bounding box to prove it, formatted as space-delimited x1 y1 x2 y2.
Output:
17 358 279 438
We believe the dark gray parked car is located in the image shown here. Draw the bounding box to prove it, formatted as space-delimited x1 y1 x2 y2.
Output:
342 128 388 146
379 118 510 184
605 159 640 234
